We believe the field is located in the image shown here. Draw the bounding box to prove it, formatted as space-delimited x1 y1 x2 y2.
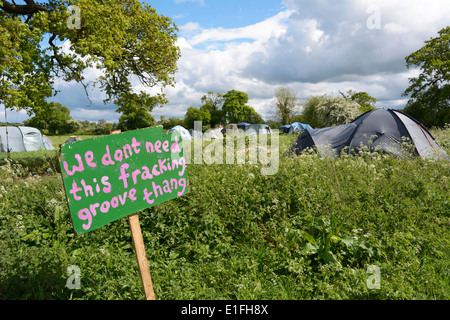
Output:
0 129 449 300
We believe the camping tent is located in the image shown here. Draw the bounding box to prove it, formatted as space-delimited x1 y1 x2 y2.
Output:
237 122 251 131
189 129 204 139
0 126 55 153
64 136 81 144
280 123 313 134
290 122 313 133
42 135 55 150
289 109 449 160
246 124 272 135
222 123 242 135
279 125 292 134
203 127 224 139
169 125 192 141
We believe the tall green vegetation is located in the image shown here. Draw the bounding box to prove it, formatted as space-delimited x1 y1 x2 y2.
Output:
403 26 450 127
0 130 449 300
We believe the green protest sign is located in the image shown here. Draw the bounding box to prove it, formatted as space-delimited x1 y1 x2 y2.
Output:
59 127 189 235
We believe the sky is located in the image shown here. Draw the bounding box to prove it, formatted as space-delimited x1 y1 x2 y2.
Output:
2 0 450 124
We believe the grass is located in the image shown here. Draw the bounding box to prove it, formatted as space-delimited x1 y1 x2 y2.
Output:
0 130 449 300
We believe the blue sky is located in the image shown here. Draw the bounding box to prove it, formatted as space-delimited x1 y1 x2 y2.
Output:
2 0 450 124
148 0 285 30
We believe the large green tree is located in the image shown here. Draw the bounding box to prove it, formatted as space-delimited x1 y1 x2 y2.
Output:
0 0 180 116
184 106 211 129
402 26 450 127
200 91 224 128
23 101 79 134
221 90 263 124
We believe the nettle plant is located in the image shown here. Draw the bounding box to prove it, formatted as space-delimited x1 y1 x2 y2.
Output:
295 214 378 268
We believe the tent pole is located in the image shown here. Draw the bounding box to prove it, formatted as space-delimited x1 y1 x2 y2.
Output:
4 106 10 158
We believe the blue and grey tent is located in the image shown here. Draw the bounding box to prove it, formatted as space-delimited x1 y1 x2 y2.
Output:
280 123 313 134
288 109 449 160
290 122 313 133
279 125 292 134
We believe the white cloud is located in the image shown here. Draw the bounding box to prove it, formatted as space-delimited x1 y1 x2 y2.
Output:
163 0 450 122
16 0 447 124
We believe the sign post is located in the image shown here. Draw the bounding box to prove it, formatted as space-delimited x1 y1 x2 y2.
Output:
59 127 189 299
128 213 155 300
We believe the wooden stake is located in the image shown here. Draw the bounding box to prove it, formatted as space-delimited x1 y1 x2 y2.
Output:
128 213 155 300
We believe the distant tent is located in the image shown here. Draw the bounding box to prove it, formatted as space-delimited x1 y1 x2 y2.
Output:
246 124 272 136
189 129 204 139
204 127 224 139
64 136 81 144
0 126 55 153
222 123 241 134
279 123 313 134
289 109 449 160
237 122 251 131
169 125 192 141
290 122 313 133
279 125 292 134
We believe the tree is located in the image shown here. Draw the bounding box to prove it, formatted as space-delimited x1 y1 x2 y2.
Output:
200 91 224 128
221 90 263 124
241 105 264 124
117 106 155 132
157 115 184 130
302 95 362 128
0 0 180 117
340 90 377 113
23 101 79 134
184 106 211 129
272 86 298 124
402 26 450 127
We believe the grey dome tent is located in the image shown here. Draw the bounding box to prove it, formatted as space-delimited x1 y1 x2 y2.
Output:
0 126 55 153
245 124 272 135
289 109 449 160
64 136 81 144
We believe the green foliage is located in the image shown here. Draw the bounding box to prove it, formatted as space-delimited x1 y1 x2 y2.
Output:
157 116 185 131
403 26 450 127
117 106 156 132
184 106 211 130
24 102 79 135
341 90 377 113
0 0 180 116
0 129 449 300
200 92 225 128
222 90 263 124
